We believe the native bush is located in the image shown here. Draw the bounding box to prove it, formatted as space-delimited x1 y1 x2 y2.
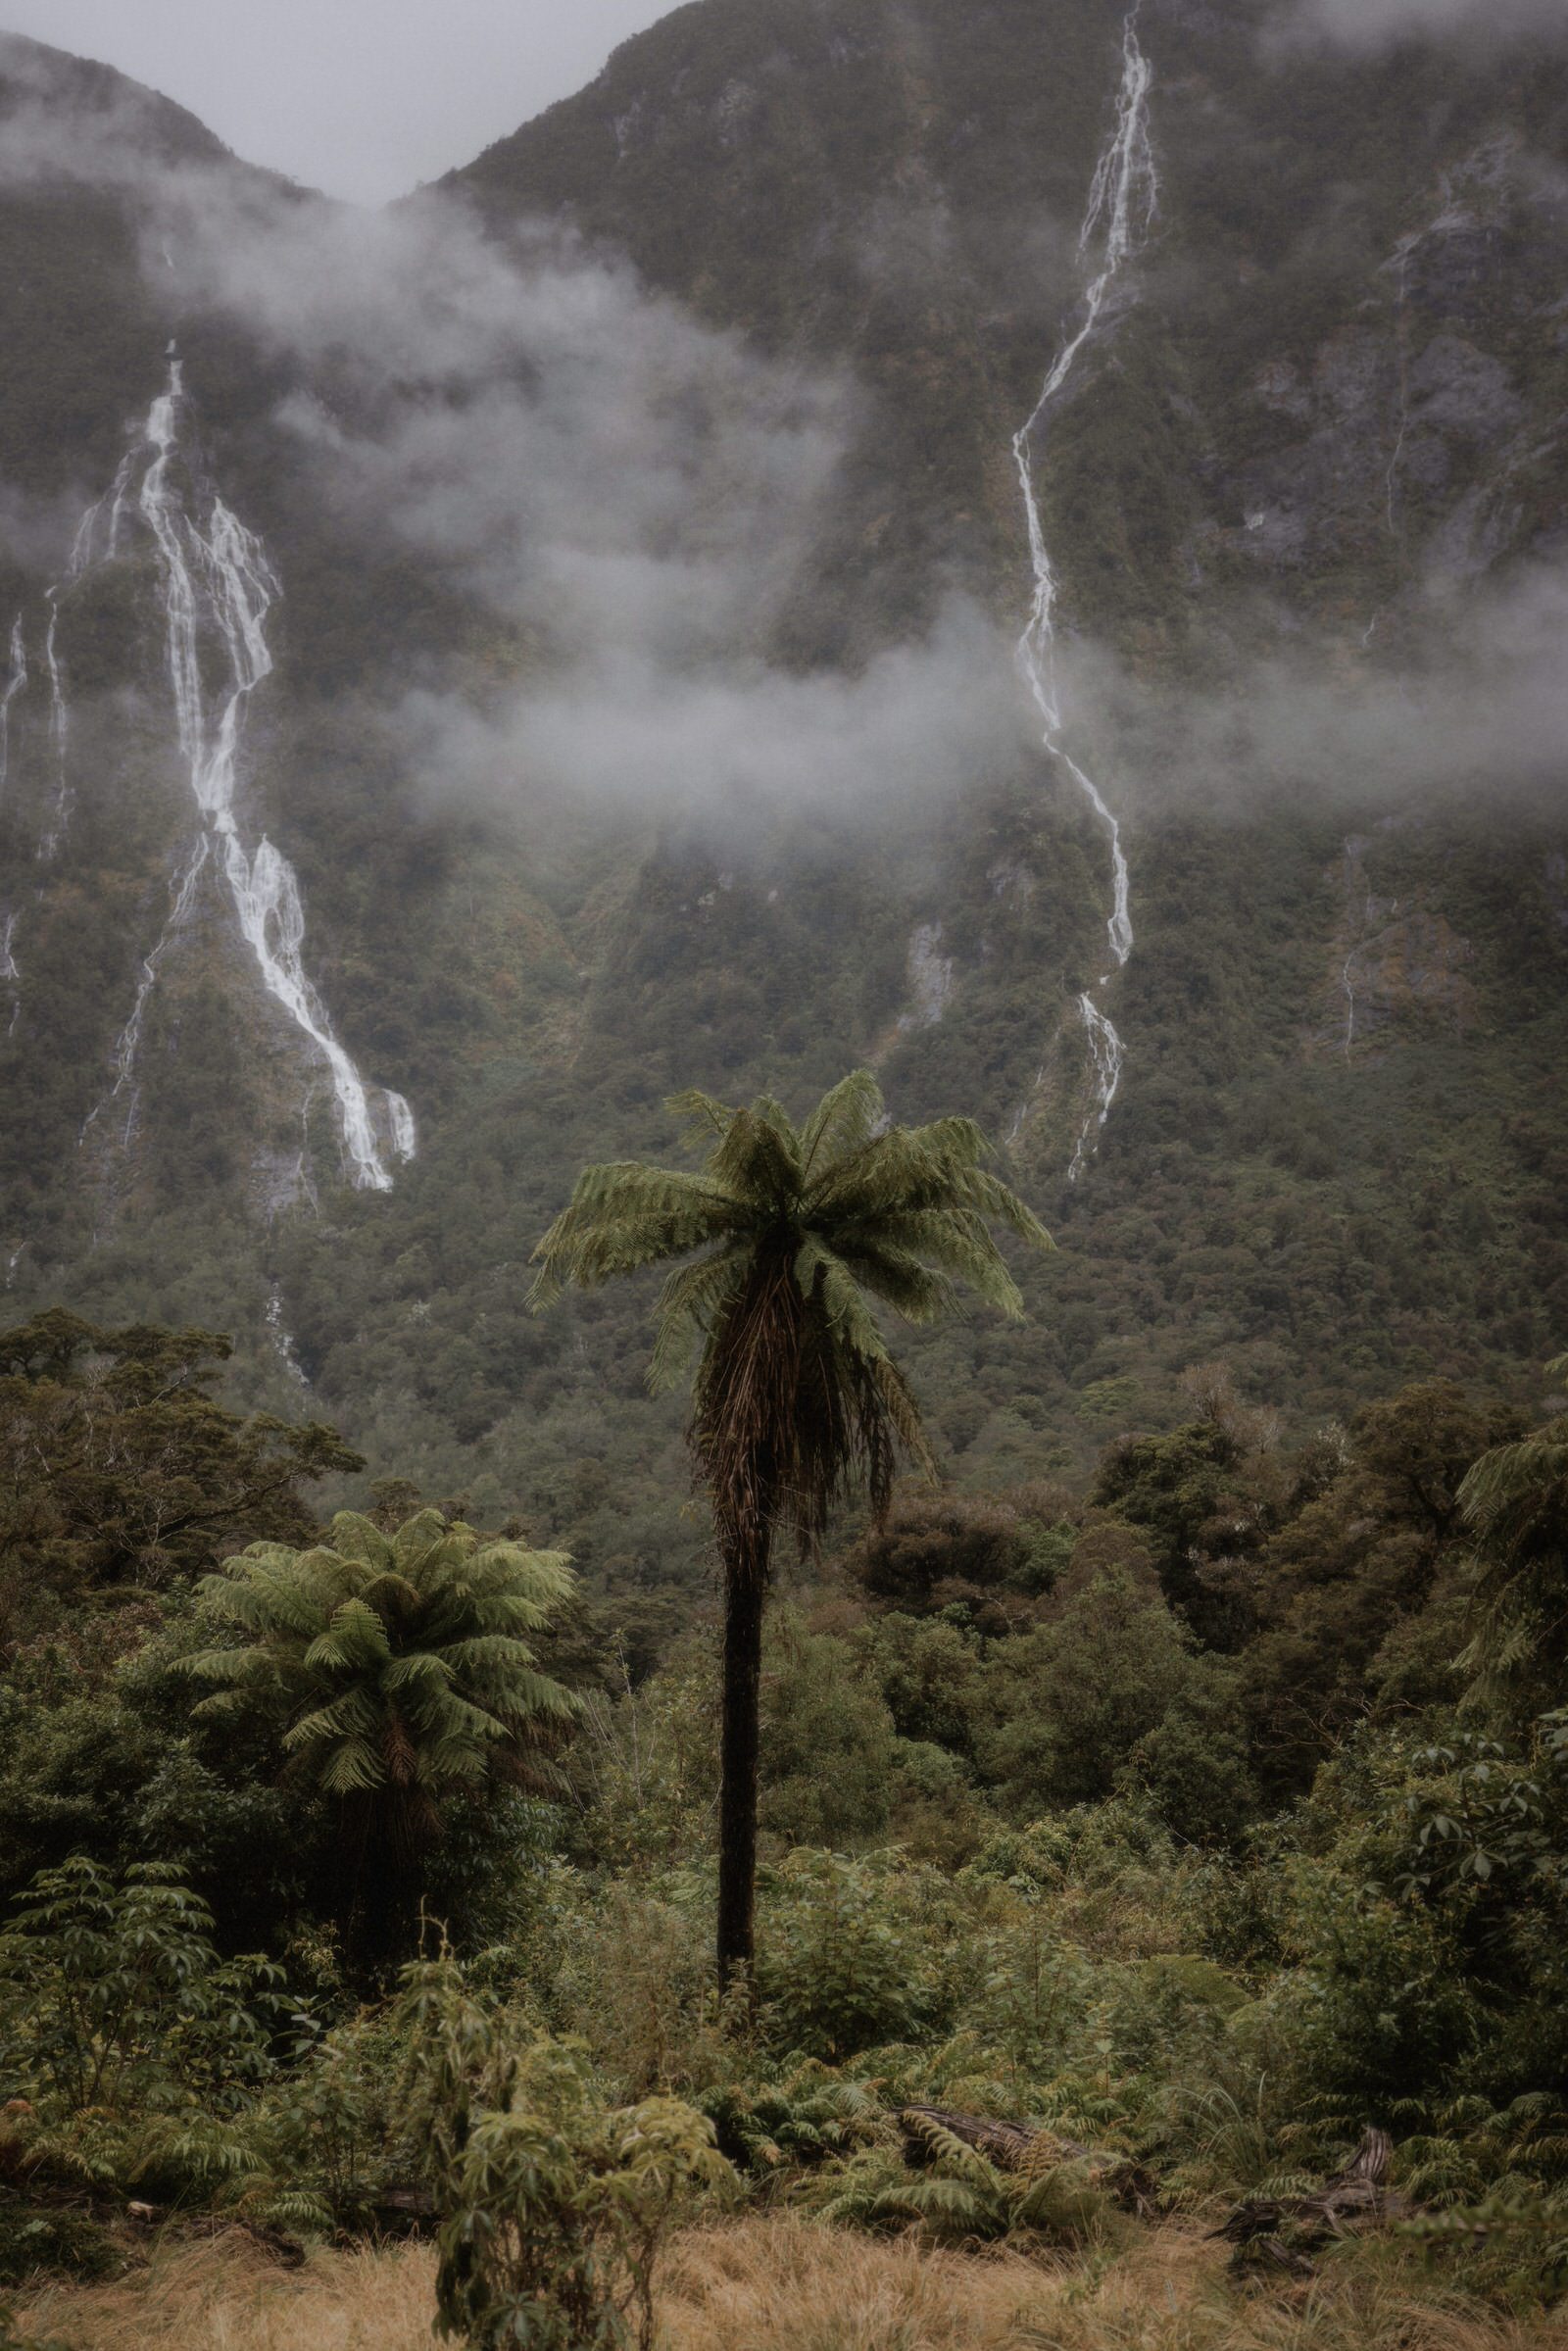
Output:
399 1955 734 2351
179 1508 579 1974
756 1851 954 2063
818 2113 1121 2250
0 1857 288 2120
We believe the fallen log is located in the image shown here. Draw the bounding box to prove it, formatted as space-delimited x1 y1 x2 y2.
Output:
1212 2127 1408 2275
897 2104 1158 2216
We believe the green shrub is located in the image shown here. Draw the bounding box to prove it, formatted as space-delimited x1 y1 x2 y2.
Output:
400 1956 733 2351
819 2114 1121 2250
757 1851 948 2062
0 1856 288 2119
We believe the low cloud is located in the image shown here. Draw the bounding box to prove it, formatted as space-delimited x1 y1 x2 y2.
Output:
1279 0 1568 48
1071 561 1568 818
4 52 1024 837
397 600 1029 828
145 174 1023 828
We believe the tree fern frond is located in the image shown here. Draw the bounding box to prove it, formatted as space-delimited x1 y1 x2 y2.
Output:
666 1088 740 1145
283 1689 382 1749
382 1650 459 1694
318 1739 383 1795
651 1247 751 1392
325 1512 396 1571
799 1069 885 1181
827 1239 960 1325
710 1103 805 1208
303 1599 393 1673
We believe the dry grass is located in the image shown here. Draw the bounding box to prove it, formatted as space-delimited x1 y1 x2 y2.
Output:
658 2217 1562 2351
18 2231 437 2351
18 2216 1566 2351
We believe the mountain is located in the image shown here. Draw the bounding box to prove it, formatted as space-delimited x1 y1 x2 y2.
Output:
2 2 1566 1607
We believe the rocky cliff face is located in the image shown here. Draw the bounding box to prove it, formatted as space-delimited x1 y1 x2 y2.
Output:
2 4 1566 1563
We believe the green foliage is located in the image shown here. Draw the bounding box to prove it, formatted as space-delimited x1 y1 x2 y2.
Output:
401 1956 734 2351
759 1618 895 1850
845 1489 1047 1622
0 2200 117 2290
0 1310 360 1632
534 1068 1049 1984
571 1641 721 1875
185 1508 578 1802
699 2060 885 2180
180 1508 579 1969
0 1607 336 1951
532 1068 1051 1549
249 2005 420 2226
757 1851 948 2062
1458 1354 1568 1720
979 1569 1252 1833
0 1857 286 2120
819 2115 1119 2250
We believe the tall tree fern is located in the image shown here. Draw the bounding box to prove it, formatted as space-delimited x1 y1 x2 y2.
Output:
532 1070 1050 1984
181 1508 578 1972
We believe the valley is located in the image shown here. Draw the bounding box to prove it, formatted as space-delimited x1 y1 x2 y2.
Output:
1 5 1567 2343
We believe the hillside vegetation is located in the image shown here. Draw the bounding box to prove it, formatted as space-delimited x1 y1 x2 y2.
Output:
0 0 1563 1574
3 1299 1568 2339
3 1 1568 2339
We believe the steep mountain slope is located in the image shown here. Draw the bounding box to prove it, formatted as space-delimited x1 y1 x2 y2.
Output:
2 4 1566 1607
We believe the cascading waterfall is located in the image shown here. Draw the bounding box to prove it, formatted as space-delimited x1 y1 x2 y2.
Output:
1070 996 1126 1183
70 445 140 577
266 1284 309 1388
38 593 70 858
1384 230 1419 538
0 911 19 1037
0 616 26 800
1011 11 1156 1179
82 838 211 1150
71 354 415 1191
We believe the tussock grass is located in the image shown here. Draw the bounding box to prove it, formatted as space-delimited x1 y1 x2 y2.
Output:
18 2231 437 2351
659 2217 1552 2351
18 2217 1561 2351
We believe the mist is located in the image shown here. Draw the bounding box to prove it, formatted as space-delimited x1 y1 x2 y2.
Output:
159 180 1028 829
11 15 1563 859
1070 560 1568 823
0 57 1027 840
395 603 1029 831
1283 0 1568 47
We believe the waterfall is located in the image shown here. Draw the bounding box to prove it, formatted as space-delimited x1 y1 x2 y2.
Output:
1067 993 1126 1182
38 592 70 858
266 1283 310 1388
1012 12 1156 1178
70 354 416 1191
82 837 211 1151
0 616 25 802
0 911 19 1037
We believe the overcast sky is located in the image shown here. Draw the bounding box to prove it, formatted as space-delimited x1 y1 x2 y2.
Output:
0 0 675 201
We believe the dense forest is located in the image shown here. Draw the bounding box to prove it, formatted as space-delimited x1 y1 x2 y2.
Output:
3 1246 1568 2341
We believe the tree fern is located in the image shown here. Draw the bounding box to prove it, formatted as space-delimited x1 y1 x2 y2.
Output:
180 1510 579 1973
532 1072 1049 1985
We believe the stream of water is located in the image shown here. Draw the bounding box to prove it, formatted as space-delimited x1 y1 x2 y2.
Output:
1011 12 1156 1178
71 354 415 1188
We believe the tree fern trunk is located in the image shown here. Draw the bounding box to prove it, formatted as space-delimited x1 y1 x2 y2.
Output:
716 1522 768 1992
